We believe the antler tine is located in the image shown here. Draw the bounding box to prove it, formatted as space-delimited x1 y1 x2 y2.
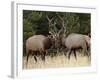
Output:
46 15 50 21
58 27 63 35
46 15 54 23
46 15 56 37
56 13 64 22
56 13 66 35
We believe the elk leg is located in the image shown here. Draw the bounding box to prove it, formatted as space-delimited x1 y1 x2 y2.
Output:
32 51 37 62
64 48 68 56
83 45 89 57
64 52 67 56
68 50 72 59
85 49 90 59
73 49 77 60
34 55 37 62
26 51 31 66
42 52 46 61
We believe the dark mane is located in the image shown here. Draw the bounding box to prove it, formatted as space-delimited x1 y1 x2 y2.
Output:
43 37 52 50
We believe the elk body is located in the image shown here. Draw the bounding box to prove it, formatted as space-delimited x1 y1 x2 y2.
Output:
26 35 52 65
61 33 89 59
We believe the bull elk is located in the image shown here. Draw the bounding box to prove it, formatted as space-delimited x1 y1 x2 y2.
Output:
61 33 90 60
53 14 91 60
26 35 53 65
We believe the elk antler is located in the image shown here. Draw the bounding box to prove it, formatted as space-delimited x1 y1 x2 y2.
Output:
46 15 54 24
46 15 56 37
56 13 65 35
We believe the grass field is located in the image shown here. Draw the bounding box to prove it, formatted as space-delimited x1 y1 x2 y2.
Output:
23 52 91 69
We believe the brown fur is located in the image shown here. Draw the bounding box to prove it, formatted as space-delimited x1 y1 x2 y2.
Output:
61 33 89 59
26 35 52 66
43 37 52 50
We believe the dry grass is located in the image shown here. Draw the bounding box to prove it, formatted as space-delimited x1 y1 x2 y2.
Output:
23 52 91 69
